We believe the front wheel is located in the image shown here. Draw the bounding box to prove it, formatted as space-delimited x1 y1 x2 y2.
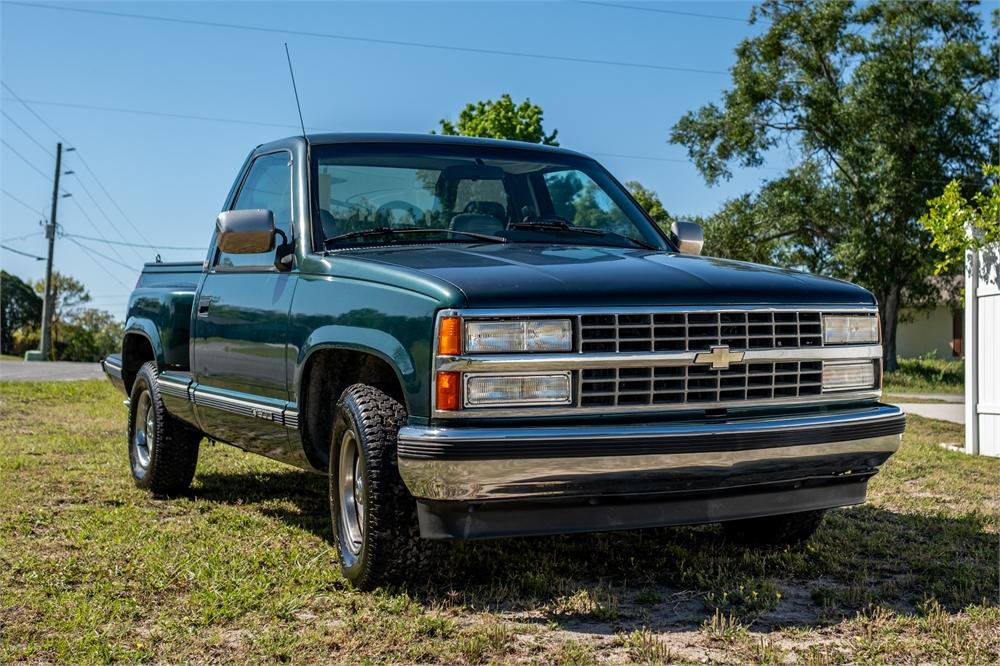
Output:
722 509 827 546
329 384 430 590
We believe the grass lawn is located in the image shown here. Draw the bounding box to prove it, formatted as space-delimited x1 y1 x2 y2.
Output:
1 354 25 361
882 357 964 395
1 380 996 665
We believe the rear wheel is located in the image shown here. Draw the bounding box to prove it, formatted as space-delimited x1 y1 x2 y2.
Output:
722 509 827 546
329 384 430 590
128 361 201 494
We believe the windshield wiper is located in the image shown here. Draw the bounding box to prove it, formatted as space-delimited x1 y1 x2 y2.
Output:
324 226 507 246
509 220 659 250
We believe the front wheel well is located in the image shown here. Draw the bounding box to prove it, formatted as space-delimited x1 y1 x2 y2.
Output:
299 348 407 472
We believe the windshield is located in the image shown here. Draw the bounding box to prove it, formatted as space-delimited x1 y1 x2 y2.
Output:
310 144 668 250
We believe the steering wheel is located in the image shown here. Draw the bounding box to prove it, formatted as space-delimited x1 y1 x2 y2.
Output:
374 200 425 227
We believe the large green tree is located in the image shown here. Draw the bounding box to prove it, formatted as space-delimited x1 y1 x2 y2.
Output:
435 94 559 145
33 272 91 357
0 271 42 355
670 0 997 370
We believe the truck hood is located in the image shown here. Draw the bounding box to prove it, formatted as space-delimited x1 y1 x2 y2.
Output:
348 244 875 308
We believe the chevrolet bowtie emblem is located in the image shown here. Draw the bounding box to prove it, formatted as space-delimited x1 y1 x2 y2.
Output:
694 345 745 370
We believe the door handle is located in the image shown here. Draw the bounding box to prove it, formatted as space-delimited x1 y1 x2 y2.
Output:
197 296 212 317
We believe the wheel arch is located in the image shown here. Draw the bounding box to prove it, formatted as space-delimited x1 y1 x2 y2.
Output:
121 320 163 394
297 344 408 472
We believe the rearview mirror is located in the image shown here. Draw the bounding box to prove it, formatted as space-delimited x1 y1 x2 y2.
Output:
441 164 505 181
670 220 704 256
216 209 275 254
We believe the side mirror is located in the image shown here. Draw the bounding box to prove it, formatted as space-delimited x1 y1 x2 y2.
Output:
216 209 275 254
670 220 704 256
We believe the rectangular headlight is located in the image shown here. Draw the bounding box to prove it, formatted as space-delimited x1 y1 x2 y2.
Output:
822 362 876 391
465 373 572 407
823 315 879 344
465 320 572 353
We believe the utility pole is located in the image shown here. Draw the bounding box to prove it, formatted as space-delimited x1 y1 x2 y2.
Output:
38 142 62 361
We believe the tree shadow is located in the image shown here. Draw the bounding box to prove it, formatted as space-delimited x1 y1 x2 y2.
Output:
190 467 998 633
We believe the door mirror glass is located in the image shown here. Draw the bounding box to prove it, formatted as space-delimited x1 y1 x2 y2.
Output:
671 220 704 256
216 209 275 254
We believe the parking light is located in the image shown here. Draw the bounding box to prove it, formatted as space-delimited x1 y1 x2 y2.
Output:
438 317 462 356
822 362 876 391
465 373 572 407
436 372 460 410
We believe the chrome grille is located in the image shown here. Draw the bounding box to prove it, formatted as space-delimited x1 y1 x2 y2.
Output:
580 361 824 407
579 311 824 353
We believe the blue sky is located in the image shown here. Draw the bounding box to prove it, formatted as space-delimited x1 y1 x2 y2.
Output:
2 1 798 311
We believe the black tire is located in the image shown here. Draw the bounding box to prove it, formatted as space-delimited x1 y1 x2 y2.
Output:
329 384 430 590
128 361 201 495
722 509 827 546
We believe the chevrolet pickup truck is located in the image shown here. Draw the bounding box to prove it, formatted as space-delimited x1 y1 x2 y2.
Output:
103 133 905 590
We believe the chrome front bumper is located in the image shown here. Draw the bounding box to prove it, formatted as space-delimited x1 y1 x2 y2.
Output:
397 405 904 501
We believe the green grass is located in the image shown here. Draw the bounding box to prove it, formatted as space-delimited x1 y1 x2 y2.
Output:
883 356 964 394
2 380 997 665
1 353 24 361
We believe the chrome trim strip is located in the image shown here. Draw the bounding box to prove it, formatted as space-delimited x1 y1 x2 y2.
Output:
437 345 882 373
103 357 123 379
283 410 299 429
400 434 900 500
405 405 901 445
191 386 291 425
157 375 191 399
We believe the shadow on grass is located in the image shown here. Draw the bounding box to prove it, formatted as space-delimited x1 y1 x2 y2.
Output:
190 467 997 629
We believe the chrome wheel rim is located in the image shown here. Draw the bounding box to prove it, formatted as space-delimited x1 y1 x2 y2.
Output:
338 429 364 556
133 391 154 475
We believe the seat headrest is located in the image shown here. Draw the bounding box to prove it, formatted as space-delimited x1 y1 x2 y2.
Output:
450 214 504 236
463 201 507 222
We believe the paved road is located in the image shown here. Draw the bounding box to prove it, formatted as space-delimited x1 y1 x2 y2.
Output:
0 360 106 382
891 402 965 425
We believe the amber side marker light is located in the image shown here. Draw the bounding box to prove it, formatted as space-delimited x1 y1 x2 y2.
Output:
438 316 462 356
437 372 460 411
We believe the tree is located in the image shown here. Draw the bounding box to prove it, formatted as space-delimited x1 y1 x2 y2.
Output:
61 308 124 362
0 271 42 355
669 0 998 370
33 272 91 357
626 182 673 230
920 164 1000 276
435 94 559 145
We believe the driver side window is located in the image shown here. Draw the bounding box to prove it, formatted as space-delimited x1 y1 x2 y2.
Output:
216 151 291 269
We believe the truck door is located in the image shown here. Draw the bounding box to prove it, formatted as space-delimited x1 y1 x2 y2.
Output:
192 150 297 459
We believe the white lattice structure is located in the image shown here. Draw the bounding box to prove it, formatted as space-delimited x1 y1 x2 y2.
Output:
966 244 999 456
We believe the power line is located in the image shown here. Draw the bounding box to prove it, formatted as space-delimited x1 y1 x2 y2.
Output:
65 174 147 262
1 244 45 260
571 1 748 22
63 235 138 272
65 197 137 268
0 97 337 132
2 81 156 249
6 1 729 76
0 109 55 157
2 232 44 243
1 187 46 217
0 137 59 185
0 81 68 142
62 233 204 251
69 151 155 247
65 237 135 290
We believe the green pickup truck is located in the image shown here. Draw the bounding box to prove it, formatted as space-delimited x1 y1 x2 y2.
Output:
103 133 905 589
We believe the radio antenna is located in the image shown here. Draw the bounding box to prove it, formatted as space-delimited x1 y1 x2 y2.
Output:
284 43 306 137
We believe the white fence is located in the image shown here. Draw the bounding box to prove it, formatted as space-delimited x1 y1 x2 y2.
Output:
966 244 999 456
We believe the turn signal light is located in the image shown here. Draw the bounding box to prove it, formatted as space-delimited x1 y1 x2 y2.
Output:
436 371 460 411
438 317 462 356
